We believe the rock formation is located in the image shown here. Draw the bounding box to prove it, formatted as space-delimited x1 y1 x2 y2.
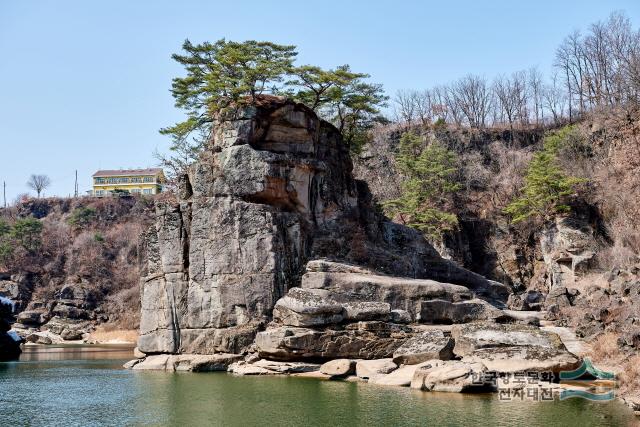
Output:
0 296 22 361
11 283 99 343
137 97 509 357
133 97 581 398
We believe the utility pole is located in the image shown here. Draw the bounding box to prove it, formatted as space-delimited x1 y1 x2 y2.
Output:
2 181 5 208
74 170 78 198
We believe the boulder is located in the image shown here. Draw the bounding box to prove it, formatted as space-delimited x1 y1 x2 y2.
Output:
356 359 397 380
418 299 499 324
319 359 357 377
43 317 91 341
392 330 454 365
16 309 49 326
272 288 343 327
51 284 97 320
508 290 545 311
26 333 53 345
131 354 171 370
0 278 32 312
410 359 491 392
390 309 412 324
451 322 581 373
369 364 423 386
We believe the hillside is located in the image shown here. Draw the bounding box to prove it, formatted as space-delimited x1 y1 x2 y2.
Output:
354 105 640 405
0 196 155 343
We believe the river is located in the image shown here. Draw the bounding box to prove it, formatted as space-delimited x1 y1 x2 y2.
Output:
0 345 636 426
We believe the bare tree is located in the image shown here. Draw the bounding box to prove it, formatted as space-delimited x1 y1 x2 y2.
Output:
393 90 418 124
414 89 434 126
27 174 51 198
493 74 520 128
528 67 545 125
449 75 492 128
543 73 568 124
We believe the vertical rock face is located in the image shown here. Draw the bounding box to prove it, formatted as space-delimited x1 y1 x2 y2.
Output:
138 97 509 355
540 217 597 289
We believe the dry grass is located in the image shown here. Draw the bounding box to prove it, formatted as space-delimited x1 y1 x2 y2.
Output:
619 355 640 395
590 332 622 363
573 272 610 292
88 327 138 344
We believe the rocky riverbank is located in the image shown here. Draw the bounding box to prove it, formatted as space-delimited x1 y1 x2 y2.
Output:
124 97 608 406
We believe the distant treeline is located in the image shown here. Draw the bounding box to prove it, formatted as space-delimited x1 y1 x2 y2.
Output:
392 12 640 129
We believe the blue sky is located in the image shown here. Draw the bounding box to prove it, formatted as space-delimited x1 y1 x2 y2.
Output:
1 0 638 201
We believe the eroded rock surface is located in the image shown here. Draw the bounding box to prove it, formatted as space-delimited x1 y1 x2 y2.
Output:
451 322 580 373
137 97 509 356
540 217 597 290
255 323 411 361
392 330 454 365
410 359 491 393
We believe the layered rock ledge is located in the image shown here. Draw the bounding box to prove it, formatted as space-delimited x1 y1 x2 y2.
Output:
129 98 580 398
135 97 509 358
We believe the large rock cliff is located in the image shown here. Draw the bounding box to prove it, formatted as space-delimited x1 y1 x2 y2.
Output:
137 97 510 356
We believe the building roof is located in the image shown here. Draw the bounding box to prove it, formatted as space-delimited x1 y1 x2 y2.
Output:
92 168 163 177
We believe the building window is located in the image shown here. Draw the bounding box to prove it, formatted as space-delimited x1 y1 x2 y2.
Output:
94 178 106 184
143 189 153 195
143 176 155 183
105 177 131 184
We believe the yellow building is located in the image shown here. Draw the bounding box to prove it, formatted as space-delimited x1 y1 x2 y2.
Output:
91 168 164 197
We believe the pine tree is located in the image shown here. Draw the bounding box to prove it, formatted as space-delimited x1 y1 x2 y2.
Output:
385 131 461 238
505 126 585 223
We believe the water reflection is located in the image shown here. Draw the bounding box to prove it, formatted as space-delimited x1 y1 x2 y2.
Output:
19 344 135 361
0 345 637 427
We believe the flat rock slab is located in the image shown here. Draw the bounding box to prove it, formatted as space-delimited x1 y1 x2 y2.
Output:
356 359 397 380
256 326 410 361
228 362 278 376
301 269 474 322
419 299 499 324
252 359 320 373
229 360 320 375
273 288 344 327
130 353 243 372
541 326 588 357
452 322 580 373
392 330 454 365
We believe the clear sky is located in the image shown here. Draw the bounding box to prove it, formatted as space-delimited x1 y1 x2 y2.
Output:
1 0 638 202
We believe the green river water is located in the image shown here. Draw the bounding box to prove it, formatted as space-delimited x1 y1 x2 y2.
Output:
0 345 636 426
